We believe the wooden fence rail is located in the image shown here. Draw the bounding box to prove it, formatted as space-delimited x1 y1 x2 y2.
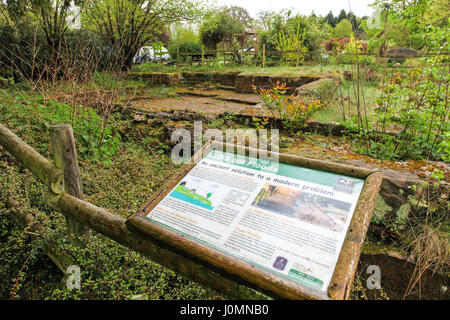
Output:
0 123 64 194
0 122 270 300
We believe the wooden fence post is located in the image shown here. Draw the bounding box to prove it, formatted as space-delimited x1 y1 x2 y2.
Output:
50 124 88 247
223 42 226 64
201 45 205 64
262 43 266 68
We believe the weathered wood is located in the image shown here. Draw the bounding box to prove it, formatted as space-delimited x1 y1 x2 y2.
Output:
201 45 205 64
217 142 375 179
0 123 64 194
45 191 272 300
7 198 73 274
50 125 88 247
262 43 266 68
328 171 384 299
130 141 382 300
126 140 328 300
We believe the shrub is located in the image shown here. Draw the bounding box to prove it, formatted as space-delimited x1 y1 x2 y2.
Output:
199 11 244 49
0 25 51 81
252 81 324 131
168 41 202 61
258 13 329 64
358 25 450 161
276 25 308 66
356 63 449 161
323 37 367 53
258 30 282 65
332 19 353 38
0 25 112 83
0 91 122 163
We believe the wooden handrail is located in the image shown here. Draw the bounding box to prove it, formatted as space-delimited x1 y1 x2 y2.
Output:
0 122 270 299
45 191 271 299
0 122 64 194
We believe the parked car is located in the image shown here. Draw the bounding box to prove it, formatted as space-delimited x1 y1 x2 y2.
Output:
239 46 255 53
133 46 171 64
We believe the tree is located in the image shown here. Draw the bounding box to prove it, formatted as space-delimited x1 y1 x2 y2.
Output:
276 24 308 66
333 18 353 38
168 24 201 61
0 2 13 26
83 0 203 69
255 9 289 33
347 12 358 30
199 9 245 49
324 11 336 27
363 0 445 52
223 6 253 28
256 11 278 32
170 24 199 44
337 9 347 23
422 0 449 28
6 0 84 53
258 11 329 63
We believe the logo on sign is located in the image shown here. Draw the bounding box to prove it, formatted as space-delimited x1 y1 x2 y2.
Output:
273 257 288 271
333 178 356 194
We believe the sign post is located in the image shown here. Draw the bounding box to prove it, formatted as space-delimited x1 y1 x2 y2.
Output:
126 142 382 299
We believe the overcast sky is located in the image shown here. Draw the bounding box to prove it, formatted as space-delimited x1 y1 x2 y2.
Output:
216 0 377 18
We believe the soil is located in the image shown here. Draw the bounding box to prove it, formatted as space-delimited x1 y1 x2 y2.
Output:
358 253 449 300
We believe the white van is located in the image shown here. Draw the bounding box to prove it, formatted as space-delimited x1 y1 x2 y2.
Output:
133 46 171 64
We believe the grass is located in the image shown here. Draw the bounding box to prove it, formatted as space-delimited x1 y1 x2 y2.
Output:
401 204 450 299
313 80 380 123
237 64 351 77
132 61 353 78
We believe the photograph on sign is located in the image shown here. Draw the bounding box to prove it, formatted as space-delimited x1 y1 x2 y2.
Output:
143 148 365 293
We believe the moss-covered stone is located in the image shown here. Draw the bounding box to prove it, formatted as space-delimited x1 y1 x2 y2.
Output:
395 202 411 230
372 194 393 224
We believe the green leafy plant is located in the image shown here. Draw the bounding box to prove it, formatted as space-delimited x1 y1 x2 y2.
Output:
0 91 122 164
251 116 270 129
351 24 449 162
276 24 308 66
168 41 202 61
252 81 324 131
370 64 449 160
436 132 450 162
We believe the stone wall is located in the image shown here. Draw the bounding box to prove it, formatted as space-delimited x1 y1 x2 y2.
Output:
234 75 321 93
129 71 323 94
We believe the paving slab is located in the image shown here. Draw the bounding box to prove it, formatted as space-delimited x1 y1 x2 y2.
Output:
129 89 275 119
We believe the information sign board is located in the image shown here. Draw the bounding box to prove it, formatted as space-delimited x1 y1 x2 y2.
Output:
127 142 382 299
